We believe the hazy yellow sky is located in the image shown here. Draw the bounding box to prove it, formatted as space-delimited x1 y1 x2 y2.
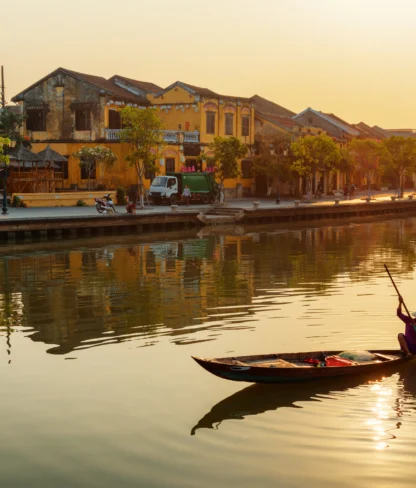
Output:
2 0 416 128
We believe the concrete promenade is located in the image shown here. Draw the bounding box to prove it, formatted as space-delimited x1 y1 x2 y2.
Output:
0 189 407 220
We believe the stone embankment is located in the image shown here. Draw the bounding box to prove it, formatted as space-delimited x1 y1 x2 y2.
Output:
1 196 416 244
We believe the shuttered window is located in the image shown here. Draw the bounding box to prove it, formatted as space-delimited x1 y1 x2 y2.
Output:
242 116 250 136
26 109 46 131
225 113 234 135
241 159 252 178
108 110 121 129
206 112 215 134
165 158 175 173
75 109 92 131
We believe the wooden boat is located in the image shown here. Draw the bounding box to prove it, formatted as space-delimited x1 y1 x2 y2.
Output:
192 350 414 383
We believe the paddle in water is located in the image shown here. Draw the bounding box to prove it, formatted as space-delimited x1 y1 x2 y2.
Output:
384 264 416 356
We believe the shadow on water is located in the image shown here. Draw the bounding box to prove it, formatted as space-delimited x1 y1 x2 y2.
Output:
191 361 416 435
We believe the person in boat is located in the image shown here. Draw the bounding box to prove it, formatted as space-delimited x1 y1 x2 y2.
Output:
397 296 416 355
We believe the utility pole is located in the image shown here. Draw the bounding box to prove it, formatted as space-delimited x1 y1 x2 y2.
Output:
1 66 5 108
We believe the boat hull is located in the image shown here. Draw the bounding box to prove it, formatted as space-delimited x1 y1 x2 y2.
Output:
192 350 414 383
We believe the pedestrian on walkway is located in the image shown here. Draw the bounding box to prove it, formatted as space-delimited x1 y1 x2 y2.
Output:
343 183 349 200
182 185 191 206
349 183 356 200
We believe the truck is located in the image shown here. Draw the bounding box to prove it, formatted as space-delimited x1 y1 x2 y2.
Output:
148 172 218 205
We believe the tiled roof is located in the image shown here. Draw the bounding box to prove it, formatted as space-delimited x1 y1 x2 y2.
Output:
12 67 149 104
372 125 394 138
62 68 149 103
156 81 252 102
108 75 162 94
323 113 356 131
353 122 385 140
294 108 359 136
256 111 302 131
251 95 295 118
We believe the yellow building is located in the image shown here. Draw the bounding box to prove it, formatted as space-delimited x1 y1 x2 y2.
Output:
11 68 260 197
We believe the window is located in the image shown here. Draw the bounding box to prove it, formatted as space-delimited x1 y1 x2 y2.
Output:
166 158 175 173
242 116 250 136
80 161 96 179
165 158 175 173
26 109 46 131
145 168 155 180
307 117 314 125
108 110 121 129
75 109 91 131
55 158 69 179
241 159 252 178
225 113 234 135
206 112 215 134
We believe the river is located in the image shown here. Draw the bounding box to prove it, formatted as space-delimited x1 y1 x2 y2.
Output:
1 216 416 487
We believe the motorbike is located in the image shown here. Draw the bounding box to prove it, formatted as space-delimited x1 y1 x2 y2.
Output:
95 194 117 214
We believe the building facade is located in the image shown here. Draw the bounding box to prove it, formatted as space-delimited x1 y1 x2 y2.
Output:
12 68 258 196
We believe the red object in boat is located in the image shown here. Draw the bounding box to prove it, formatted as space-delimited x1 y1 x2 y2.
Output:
303 358 321 365
325 356 355 367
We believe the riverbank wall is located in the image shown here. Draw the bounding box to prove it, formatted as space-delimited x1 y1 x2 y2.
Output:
1 199 416 244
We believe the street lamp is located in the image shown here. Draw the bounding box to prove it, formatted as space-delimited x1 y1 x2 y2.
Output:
1 166 8 215
271 142 290 204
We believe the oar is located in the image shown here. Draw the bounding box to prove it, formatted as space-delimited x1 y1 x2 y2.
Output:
384 264 412 318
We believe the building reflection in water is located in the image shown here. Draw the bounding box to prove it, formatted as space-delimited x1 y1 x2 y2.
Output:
0 218 416 355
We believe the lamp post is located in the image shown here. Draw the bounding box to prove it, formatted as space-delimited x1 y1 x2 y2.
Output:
1 166 8 215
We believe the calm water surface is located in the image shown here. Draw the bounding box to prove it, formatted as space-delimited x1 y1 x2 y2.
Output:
2 217 416 487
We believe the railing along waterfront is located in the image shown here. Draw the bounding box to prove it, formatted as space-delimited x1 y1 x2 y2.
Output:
105 129 200 143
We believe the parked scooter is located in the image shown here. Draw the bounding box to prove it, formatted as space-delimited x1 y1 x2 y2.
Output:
95 194 117 214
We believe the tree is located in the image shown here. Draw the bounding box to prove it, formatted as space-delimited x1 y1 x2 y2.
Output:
291 134 340 201
0 136 10 165
380 136 416 197
338 147 356 185
73 145 117 190
120 107 164 208
0 108 28 146
206 136 247 202
250 134 293 200
348 139 386 198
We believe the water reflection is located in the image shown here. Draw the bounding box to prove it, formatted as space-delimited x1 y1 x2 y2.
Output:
190 370 398 435
192 361 416 454
0 217 416 355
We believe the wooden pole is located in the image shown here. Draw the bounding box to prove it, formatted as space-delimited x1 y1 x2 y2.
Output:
384 264 412 318
1 66 5 108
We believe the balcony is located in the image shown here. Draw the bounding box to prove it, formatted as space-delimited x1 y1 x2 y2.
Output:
105 129 199 143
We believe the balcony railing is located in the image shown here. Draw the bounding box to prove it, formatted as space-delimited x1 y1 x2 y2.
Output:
105 129 199 143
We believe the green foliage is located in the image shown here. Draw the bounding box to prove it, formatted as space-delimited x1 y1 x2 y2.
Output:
116 187 126 205
76 199 87 207
206 136 247 185
11 195 27 208
73 145 117 190
0 109 26 144
119 107 165 207
338 147 356 183
251 135 293 189
348 139 387 195
380 136 416 195
291 135 340 198
0 136 11 166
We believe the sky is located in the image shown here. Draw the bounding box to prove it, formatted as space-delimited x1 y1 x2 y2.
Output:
2 0 416 128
